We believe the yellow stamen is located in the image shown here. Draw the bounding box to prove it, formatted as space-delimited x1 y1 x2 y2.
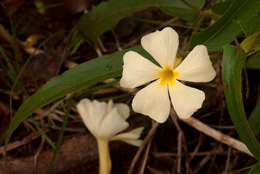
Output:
158 65 179 86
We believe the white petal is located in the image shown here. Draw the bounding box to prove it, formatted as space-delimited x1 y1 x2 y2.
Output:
120 139 143 147
169 81 205 119
111 127 144 146
120 51 160 88
115 103 130 120
141 27 179 67
132 79 170 123
98 107 129 139
77 99 107 137
175 45 216 82
112 127 144 140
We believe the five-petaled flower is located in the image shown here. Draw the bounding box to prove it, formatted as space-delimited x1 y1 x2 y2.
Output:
77 99 143 174
120 27 216 123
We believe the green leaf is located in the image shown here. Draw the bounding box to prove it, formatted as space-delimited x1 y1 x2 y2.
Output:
160 0 205 22
247 52 260 69
222 45 260 160
190 0 260 51
211 0 232 15
77 0 205 42
241 32 260 53
248 162 260 174
249 101 260 135
5 46 151 144
237 13 260 36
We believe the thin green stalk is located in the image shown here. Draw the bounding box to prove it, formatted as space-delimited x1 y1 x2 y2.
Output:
30 119 56 149
10 32 57 97
10 19 21 71
46 113 68 174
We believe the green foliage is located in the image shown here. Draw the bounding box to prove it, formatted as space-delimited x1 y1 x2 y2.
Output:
5 0 260 166
249 101 260 135
191 0 260 51
5 46 152 144
247 52 260 69
77 0 205 42
241 32 260 53
238 16 260 36
222 45 260 160
248 162 260 174
160 0 205 22
211 0 232 15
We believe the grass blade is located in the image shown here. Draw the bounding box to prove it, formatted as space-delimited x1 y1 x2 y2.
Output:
222 45 260 160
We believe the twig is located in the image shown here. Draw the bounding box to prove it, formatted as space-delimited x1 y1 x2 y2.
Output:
138 140 151 174
190 134 203 161
180 116 253 156
127 122 159 174
0 129 49 155
194 152 211 174
153 151 227 158
0 23 43 55
95 42 103 57
112 29 122 51
228 164 255 174
170 111 183 174
33 136 45 174
97 37 107 52
224 147 232 174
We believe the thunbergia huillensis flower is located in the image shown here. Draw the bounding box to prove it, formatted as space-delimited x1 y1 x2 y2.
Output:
77 99 143 174
120 27 216 123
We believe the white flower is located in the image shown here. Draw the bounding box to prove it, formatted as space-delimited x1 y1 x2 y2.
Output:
77 98 143 145
77 99 143 174
120 27 216 123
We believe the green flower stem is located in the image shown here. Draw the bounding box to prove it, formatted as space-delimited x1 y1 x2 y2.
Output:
97 139 111 174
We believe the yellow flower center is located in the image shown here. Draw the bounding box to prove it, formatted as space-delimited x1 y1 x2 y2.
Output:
158 65 179 86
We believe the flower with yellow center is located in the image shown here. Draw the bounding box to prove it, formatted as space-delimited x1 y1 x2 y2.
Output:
120 27 216 123
77 99 144 174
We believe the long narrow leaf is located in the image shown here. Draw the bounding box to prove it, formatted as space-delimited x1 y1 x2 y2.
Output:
77 0 205 42
222 45 260 160
190 0 260 51
249 101 260 135
5 46 151 144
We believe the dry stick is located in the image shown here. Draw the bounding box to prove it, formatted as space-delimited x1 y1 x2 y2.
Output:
0 24 43 55
138 140 151 174
229 164 255 174
193 145 221 174
180 117 253 156
97 37 107 52
127 122 159 174
170 112 183 174
0 129 49 155
224 147 232 174
193 152 211 174
33 136 45 174
190 134 202 161
112 29 122 51
153 151 228 157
